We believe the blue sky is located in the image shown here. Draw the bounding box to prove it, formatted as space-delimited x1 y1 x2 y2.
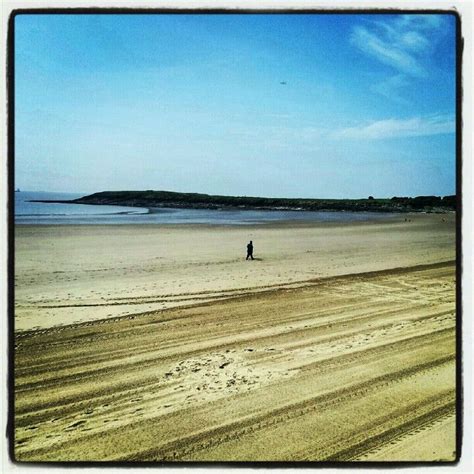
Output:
15 13 457 198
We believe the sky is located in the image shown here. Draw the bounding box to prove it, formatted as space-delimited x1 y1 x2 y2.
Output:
14 13 457 198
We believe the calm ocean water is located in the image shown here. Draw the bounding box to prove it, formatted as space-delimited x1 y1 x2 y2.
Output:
14 191 396 225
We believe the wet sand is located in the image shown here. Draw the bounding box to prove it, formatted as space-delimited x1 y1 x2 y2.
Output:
14 213 457 461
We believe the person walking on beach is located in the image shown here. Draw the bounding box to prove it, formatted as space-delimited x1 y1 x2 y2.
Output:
246 241 254 260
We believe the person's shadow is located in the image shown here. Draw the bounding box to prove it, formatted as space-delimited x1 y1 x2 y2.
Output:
252 257 263 261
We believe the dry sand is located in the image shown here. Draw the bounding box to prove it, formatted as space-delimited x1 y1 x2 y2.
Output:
15 213 454 331
13 213 457 462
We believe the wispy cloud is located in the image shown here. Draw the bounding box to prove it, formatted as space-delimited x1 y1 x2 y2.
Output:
332 114 455 140
351 25 426 78
396 14 442 31
235 114 455 149
351 14 446 102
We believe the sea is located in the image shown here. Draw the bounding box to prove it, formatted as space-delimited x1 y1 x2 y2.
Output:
14 191 396 225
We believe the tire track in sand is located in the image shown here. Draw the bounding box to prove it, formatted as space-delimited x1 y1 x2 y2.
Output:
14 262 456 462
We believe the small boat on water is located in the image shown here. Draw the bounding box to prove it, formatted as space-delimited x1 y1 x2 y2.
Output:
15 188 21 192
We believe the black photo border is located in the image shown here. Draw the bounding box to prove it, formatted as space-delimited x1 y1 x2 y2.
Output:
6 6 464 468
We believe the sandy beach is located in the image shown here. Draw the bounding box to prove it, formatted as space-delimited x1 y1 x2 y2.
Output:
14 213 457 461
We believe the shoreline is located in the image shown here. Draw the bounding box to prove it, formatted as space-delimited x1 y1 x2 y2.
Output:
28 199 456 214
14 211 451 229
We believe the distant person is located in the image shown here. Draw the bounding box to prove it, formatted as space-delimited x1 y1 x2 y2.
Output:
246 241 254 260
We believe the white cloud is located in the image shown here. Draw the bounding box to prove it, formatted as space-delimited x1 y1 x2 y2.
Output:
351 14 446 102
333 114 455 140
395 14 443 31
351 25 426 77
400 31 430 52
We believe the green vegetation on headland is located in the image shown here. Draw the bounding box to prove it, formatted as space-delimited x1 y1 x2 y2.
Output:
30 190 457 212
